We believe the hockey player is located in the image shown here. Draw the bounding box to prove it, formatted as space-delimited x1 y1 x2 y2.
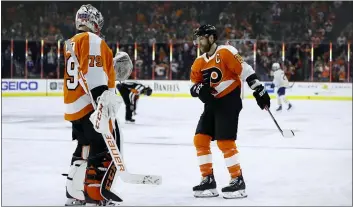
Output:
63 4 132 206
270 62 293 111
190 25 271 199
116 81 152 123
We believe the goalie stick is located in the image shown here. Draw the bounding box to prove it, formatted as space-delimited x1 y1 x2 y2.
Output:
64 40 162 190
265 106 295 138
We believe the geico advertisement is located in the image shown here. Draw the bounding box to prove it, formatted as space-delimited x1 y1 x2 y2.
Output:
2 80 38 91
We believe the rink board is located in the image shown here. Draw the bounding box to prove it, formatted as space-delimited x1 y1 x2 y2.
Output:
2 79 352 101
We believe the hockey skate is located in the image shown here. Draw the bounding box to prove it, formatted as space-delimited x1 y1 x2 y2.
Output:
193 174 219 198
222 174 247 199
64 180 86 206
287 103 293 110
85 200 116 206
65 198 86 206
125 118 135 124
276 105 282 111
66 197 117 206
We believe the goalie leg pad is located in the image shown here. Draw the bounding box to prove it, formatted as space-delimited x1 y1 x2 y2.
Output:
101 161 123 202
66 159 88 201
66 145 89 201
84 148 120 204
84 159 111 203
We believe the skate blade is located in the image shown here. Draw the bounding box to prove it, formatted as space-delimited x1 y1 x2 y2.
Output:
125 121 135 124
65 198 86 206
223 190 247 199
194 189 219 198
85 201 117 206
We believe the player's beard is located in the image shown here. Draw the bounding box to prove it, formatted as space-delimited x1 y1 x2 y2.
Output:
200 40 212 53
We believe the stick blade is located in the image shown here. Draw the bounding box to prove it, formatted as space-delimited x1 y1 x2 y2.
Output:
120 172 162 185
282 130 295 138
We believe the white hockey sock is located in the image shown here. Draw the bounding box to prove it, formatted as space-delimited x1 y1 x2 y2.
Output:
277 96 282 106
281 95 289 105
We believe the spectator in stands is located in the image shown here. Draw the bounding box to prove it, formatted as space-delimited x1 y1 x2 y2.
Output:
1 1 352 82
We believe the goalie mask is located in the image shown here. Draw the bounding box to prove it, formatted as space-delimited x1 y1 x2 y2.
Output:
75 4 104 34
113 51 133 81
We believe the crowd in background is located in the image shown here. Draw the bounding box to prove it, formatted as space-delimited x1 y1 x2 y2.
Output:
2 1 352 82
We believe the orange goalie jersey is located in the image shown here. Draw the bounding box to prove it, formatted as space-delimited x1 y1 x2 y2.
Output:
64 32 116 121
190 45 244 98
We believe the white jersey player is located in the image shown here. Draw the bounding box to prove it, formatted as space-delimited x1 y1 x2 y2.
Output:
271 63 292 111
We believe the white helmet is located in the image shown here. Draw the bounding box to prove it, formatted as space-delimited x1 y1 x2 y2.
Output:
75 4 104 34
272 62 281 71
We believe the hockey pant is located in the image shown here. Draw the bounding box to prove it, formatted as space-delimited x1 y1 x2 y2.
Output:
120 88 137 120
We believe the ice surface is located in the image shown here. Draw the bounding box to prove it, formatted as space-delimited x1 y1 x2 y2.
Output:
2 97 352 206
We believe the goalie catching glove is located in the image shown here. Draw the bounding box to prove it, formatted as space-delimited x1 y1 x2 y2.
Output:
89 90 122 134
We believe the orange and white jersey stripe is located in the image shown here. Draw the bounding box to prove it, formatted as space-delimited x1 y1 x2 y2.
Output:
190 45 254 98
64 32 116 121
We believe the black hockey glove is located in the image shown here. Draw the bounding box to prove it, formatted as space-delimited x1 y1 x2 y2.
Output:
201 69 211 85
246 74 271 110
190 82 215 103
143 86 153 96
253 85 271 110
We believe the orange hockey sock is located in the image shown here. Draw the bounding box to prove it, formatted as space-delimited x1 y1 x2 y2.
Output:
217 140 241 178
194 134 213 177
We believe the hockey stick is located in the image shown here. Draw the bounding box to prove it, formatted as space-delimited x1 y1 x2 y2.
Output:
65 40 162 186
265 106 295 138
287 81 295 89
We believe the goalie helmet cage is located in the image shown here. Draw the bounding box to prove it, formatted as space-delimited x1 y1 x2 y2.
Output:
219 39 257 99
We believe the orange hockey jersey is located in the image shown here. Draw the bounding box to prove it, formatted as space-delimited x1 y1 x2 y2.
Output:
190 45 244 98
64 32 116 121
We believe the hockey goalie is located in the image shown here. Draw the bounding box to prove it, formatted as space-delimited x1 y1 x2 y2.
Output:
62 4 132 206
